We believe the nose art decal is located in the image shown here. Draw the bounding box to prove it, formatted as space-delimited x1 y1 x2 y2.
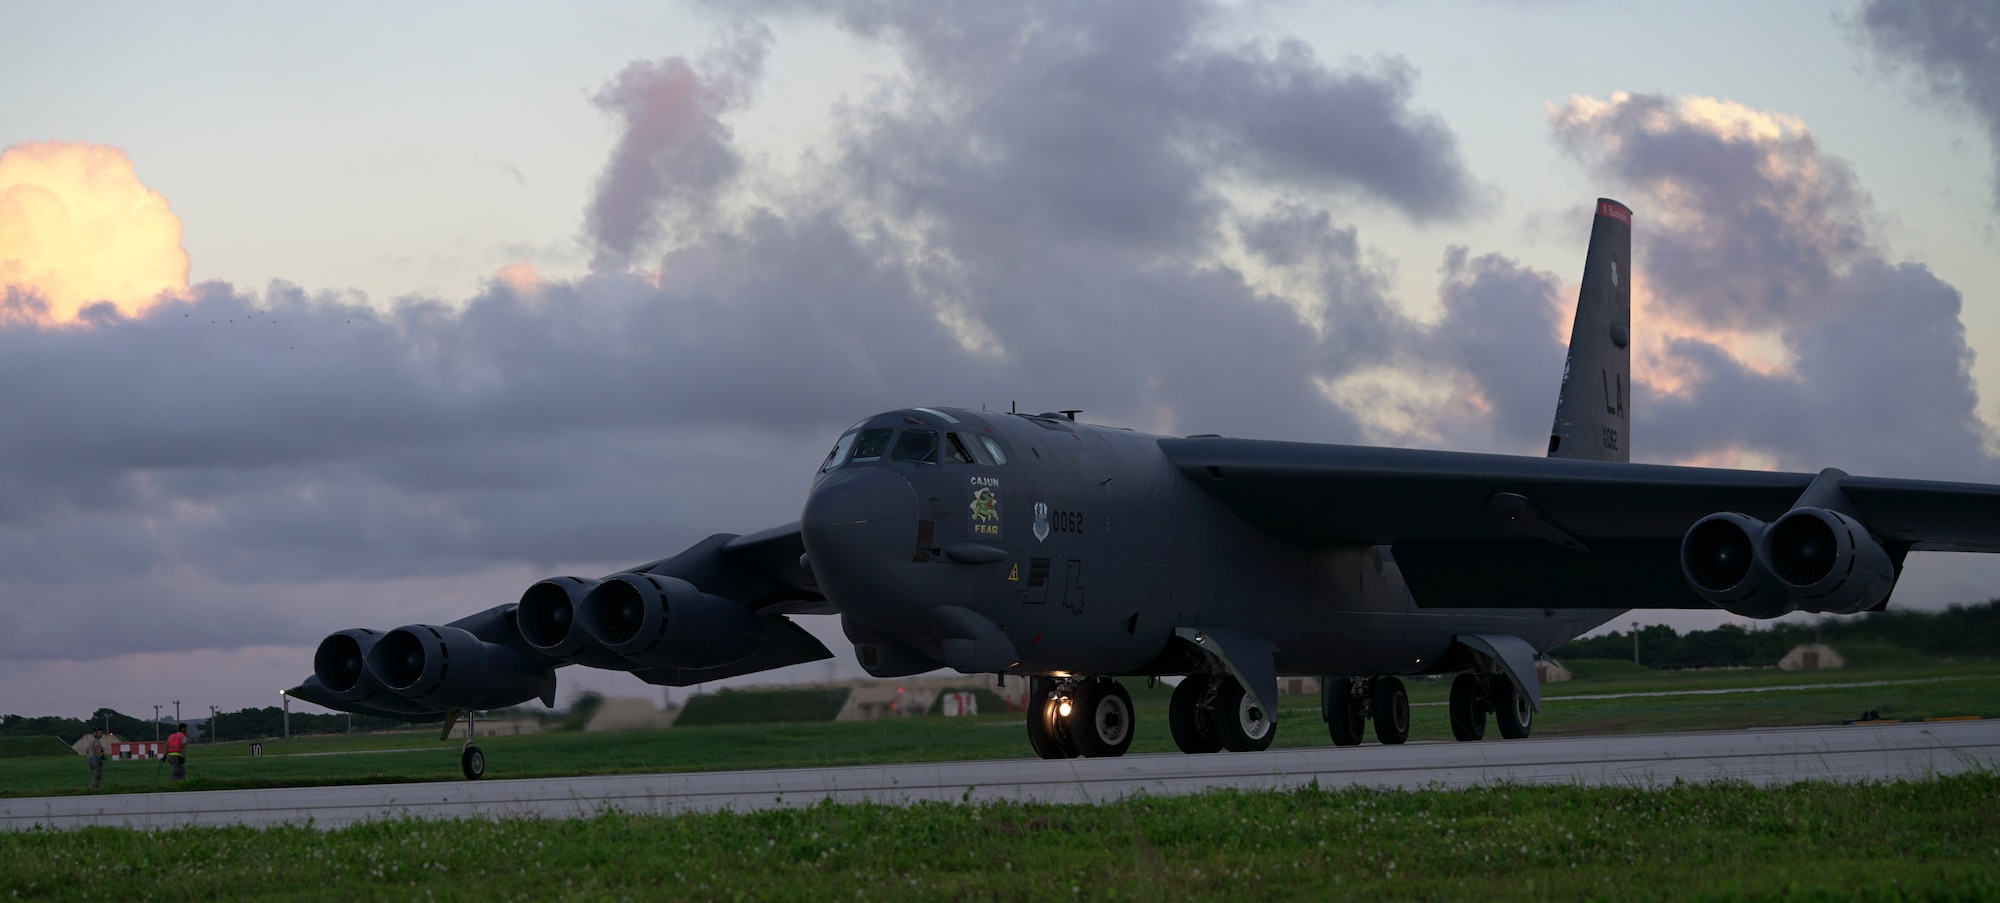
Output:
1032 502 1051 542
969 476 1001 536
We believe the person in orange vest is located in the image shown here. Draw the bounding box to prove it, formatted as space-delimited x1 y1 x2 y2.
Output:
84 728 106 788
165 723 188 780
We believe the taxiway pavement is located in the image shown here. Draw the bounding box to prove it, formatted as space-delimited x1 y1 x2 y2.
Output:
5 719 1993 831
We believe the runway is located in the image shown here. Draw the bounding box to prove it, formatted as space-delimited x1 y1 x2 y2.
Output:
6 719 1994 831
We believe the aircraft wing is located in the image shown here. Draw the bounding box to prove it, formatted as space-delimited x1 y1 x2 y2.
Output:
296 521 837 724
1158 437 2000 609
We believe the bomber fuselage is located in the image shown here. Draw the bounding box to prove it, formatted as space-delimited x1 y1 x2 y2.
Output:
799 406 1621 680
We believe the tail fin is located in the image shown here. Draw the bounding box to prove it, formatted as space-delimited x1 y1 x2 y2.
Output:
1547 198 1632 462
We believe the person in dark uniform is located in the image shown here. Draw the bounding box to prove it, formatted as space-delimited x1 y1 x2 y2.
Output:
165 723 188 780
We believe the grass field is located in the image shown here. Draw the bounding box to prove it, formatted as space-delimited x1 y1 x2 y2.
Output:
3 773 1996 901
5 658 1997 801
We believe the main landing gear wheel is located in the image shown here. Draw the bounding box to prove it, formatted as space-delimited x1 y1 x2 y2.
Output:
1371 676 1410 745
1071 678 1136 758
1491 677 1534 740
1168 674 1224 754
460 745 485 780
1214 675 1276 752
1025 676 1079 759
1324 676 1367 747
1449 673 1487 742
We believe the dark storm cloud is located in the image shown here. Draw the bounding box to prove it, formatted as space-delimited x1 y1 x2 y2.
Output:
1858 0 2000 211
1552 93 1993 480
1424 248 1569 453
0 1 1511 664
798 0 1474 254
584 28 771 272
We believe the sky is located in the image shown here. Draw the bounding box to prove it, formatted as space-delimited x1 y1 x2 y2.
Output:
3 0 1999 720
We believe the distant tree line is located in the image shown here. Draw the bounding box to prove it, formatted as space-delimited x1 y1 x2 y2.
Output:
0 706 409 744
1556 600 2000 669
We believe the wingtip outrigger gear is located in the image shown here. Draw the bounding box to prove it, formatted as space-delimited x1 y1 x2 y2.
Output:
439 708 485 780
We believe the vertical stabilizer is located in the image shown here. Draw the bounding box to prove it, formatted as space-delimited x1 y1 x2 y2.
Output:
1547 199 1632 462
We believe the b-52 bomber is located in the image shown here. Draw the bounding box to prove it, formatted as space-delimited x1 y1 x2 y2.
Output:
293 199 2000 779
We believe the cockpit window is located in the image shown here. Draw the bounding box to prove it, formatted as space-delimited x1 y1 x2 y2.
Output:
849 428 895 464
945 433 976 464
979 435 1008 465
818 432 859 474
890 429 939 464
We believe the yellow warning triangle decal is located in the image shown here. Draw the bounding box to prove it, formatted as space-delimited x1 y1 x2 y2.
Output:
1007 564 1020 581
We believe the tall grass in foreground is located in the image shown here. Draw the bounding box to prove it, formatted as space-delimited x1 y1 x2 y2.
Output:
5 773 1996 902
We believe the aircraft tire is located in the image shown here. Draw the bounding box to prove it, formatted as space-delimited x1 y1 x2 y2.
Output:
461 745 485 781
1214 676 1276 752
1491 677 1533 740
1448 673 1487 742
1371 676 1410 745
1026 677 1079 759
1168 675 1224 754
1071 678 1136 758
1325 677 1367 746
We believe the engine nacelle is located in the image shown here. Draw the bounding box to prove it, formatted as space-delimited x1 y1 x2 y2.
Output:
1680 507 1895 618
363 624 556 711
310 628 447 716
576 573 765 670
516 577 642 670
1758 506 1894 615
1680 512 1784 617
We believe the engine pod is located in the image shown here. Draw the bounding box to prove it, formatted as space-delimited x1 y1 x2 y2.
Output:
364 623 556 711
1679 512 1798 618
576 574 765 670
310 628 439 715
516 577 636 670
1757 507 1894 614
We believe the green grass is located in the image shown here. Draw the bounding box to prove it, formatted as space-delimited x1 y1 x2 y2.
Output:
6 659 1996 801
0 736 74 759
4 773 1997 901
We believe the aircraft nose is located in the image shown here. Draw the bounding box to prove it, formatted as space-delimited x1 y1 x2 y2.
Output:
800 466 918 605
801 466 917 547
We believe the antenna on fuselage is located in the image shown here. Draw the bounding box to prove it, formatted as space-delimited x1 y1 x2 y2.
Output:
1011 400 1017 413
1059 410 1081 421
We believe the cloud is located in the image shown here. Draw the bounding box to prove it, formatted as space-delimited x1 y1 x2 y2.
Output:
0 142 189 324
804 0 1474 258
584 27 773 272
1857 0 2000 211
0 1 1500 676
1551 92 1992 479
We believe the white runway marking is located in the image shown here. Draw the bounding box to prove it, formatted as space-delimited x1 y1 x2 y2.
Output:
5 720 1994 832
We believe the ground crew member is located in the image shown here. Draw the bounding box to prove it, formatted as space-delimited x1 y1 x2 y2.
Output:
165 723 188 780
85 729 106 788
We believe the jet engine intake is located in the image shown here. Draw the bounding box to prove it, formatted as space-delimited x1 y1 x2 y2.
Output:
1758 506 1894 615
1680 512 1770 613
516 577 638 670
309 628 441 715
576 574 765 669
1680 507 1895 618
363 624 557 711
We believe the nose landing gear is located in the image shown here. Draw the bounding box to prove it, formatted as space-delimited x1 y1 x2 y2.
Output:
1026 676 1136 759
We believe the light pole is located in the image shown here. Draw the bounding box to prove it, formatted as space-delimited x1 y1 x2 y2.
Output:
280 691 290 742
1632 621 1641 666
173 700 180 725
209 706 219 744
152 705 162 742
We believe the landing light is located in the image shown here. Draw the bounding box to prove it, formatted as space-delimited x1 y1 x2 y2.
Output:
1057 699 1073 718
